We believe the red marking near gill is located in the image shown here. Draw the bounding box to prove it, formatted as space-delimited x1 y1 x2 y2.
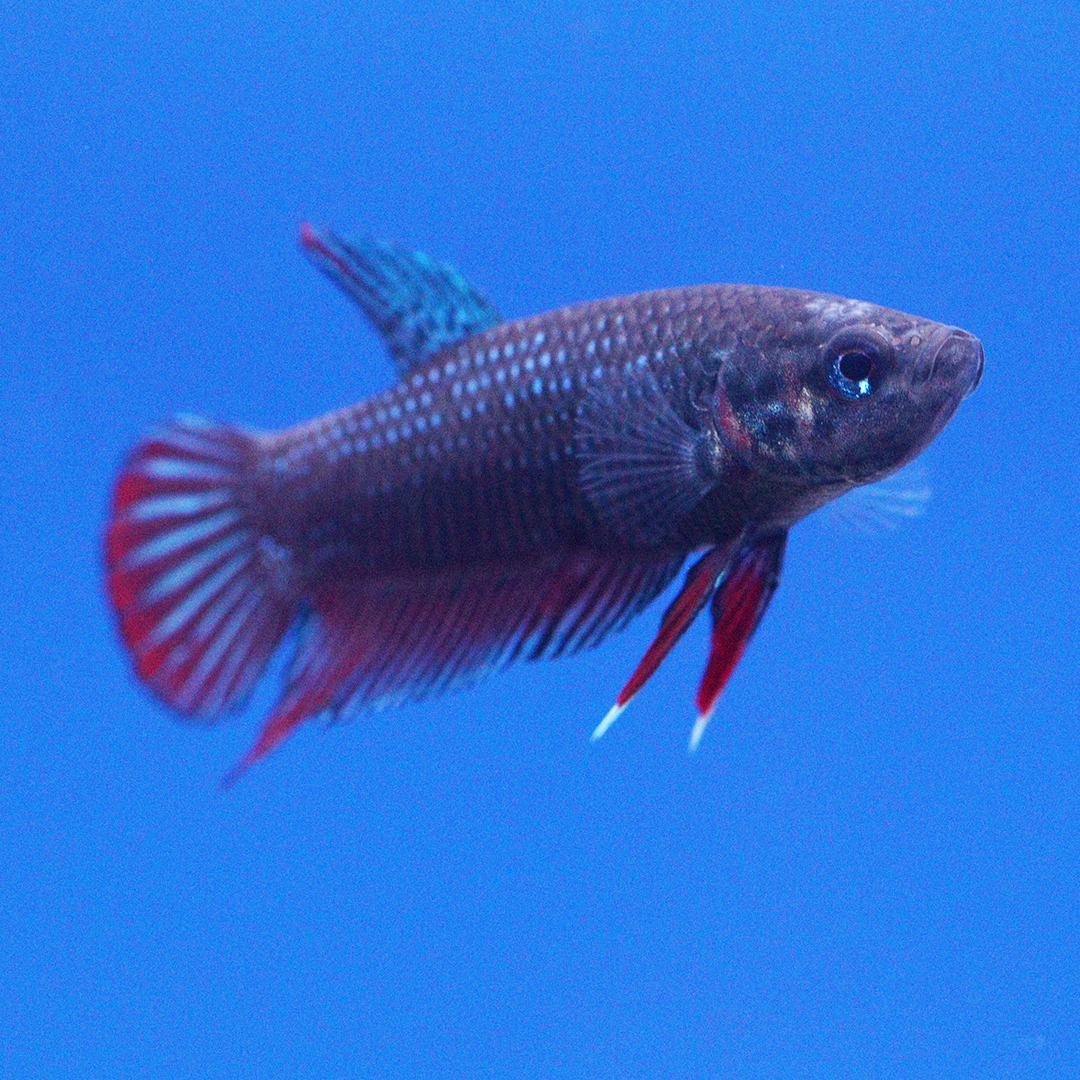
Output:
714 394 752 455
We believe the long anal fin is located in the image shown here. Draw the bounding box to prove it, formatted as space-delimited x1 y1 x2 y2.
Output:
690 531 787 750
592 543 735 740
222 548 684 782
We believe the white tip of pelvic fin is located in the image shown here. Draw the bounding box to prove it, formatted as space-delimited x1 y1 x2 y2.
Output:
688 712 713 753
591 702 627 742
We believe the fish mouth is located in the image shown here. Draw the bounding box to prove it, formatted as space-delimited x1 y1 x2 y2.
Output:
915 327 984 398
964 335 986 397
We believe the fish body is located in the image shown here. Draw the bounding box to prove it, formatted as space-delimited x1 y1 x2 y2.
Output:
104 226 983 781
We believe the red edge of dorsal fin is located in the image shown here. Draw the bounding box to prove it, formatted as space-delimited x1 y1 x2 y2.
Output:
298 221 356 287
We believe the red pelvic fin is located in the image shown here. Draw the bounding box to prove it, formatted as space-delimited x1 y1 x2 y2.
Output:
690 531 787 750
592 542 736 740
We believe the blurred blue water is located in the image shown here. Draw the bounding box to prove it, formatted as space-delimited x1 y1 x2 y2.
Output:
2 2 1078 1076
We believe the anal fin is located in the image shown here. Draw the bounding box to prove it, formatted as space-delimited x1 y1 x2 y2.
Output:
223 547 685 784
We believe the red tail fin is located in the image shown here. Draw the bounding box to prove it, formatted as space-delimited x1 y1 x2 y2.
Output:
104 416 295 721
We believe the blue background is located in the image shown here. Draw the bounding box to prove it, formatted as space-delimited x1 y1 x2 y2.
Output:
3 2 1078 1076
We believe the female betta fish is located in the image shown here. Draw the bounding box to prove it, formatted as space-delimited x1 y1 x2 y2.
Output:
104 225 983 784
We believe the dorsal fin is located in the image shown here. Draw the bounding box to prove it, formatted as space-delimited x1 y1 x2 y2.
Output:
299 223 502 377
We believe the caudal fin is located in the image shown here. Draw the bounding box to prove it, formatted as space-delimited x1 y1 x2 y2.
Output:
104 415 295 721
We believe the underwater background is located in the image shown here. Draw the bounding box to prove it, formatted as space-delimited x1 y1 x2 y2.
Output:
2 1 1078 1076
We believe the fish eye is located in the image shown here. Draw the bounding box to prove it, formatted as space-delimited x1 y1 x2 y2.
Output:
831 350 874 399
824 328 892 401
838 351 873 384
820 328 889 406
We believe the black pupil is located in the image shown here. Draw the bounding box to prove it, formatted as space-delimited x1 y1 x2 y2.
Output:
838 351 873 383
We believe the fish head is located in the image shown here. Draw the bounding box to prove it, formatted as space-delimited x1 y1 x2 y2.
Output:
712 291 983 503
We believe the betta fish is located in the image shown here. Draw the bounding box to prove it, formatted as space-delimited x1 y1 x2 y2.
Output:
104 224 983 784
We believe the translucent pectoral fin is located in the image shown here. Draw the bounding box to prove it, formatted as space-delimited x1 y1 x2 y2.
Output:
690 531 787 751
592 542 736 740
575 374 720 546
828 461 931 534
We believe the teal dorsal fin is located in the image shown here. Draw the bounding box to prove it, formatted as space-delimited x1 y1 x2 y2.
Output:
299 223 502 377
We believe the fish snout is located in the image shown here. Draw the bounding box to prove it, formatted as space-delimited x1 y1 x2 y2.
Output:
963 334 986 397
915 327 984 398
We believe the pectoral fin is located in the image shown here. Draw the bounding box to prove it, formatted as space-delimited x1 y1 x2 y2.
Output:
575 373 721 546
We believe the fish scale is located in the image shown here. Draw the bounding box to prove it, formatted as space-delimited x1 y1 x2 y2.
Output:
257 290 728 575
103 223 982 783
